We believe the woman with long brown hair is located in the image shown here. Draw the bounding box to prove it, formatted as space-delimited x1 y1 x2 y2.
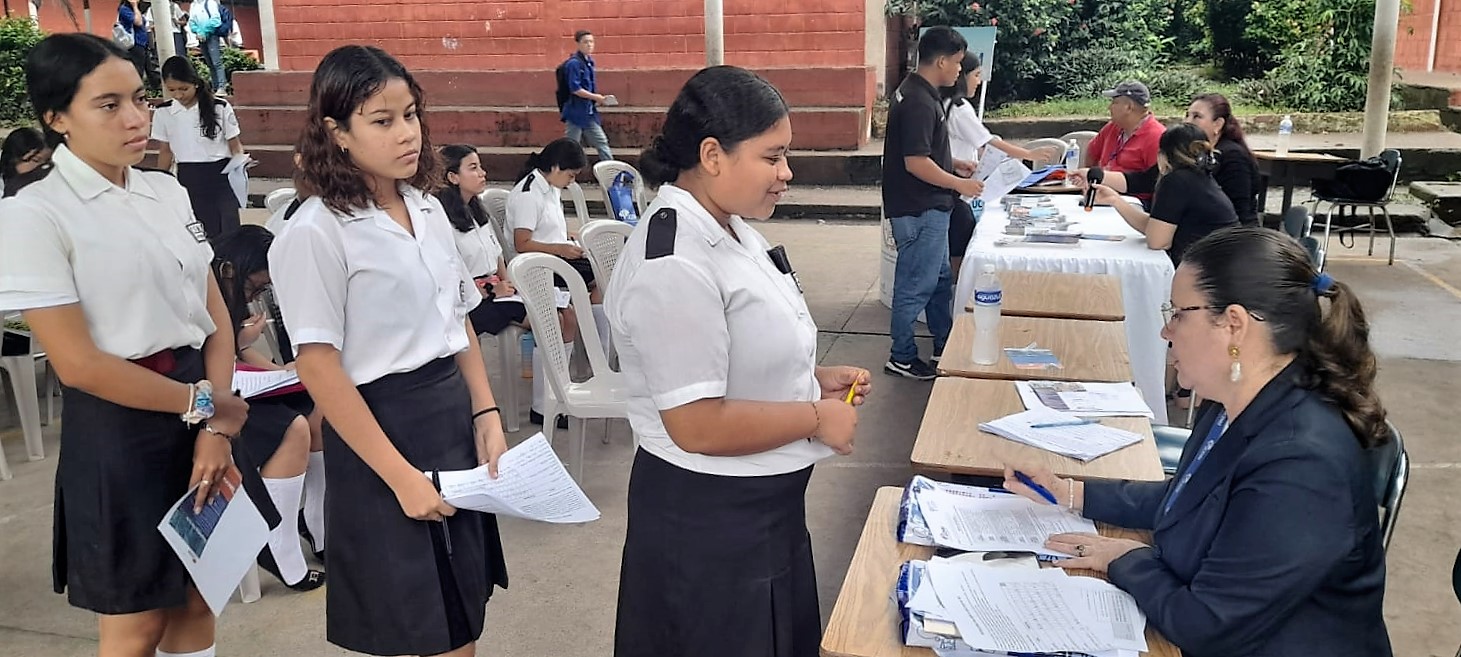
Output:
268 45 508 657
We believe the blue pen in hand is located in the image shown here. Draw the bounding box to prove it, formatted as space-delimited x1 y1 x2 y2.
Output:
1013 470 1059 505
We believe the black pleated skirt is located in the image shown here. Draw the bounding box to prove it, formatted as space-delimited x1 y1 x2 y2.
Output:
52 348 203 614
614 449 821 657
232 390 313 469
323 357 509 656
176 158 241 239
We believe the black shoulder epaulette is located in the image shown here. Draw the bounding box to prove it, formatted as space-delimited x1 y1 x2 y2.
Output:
157 100 174 107
282 197 304 222
214 97 230 107
520 173 535 192
645 208 677 260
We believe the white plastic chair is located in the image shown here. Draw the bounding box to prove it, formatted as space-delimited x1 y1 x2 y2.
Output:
263 187 297 213
564 181 591 234
0 314 57 480
478 325 525 434
479 189 517 262
1058 130 1099 157
507 253 628 481
1023 138 1071 169
591 160 650 220
579 220 634 288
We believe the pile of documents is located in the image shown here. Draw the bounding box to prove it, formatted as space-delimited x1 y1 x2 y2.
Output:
897 476 1098 558
1016 381 1155 418
233 368 302 399
979 408 1145 462
430 433 600 524
895 555 1148 657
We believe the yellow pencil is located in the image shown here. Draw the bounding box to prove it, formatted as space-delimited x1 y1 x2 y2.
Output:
844 386 857 405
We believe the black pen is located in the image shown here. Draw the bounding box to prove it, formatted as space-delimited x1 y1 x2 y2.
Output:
430 470 453 557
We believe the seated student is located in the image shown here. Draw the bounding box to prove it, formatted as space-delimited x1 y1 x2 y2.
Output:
1091 123 1238 264
1003 227 1393 657
1077 93 1262 226
1 127 53 197
210 226 326 588
1083 80 1164 205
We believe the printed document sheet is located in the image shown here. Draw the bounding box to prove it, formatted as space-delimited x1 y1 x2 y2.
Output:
431 433 599 523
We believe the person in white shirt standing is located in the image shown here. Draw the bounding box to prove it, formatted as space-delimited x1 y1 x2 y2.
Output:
268 45 509 657
153 55 244 239
608 65 870 657
0 33 248 657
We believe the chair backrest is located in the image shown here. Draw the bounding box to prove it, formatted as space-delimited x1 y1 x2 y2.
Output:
1453 546 1461 610
507 253 614 403
479 189 517 262
1058 130 1098 157
592 160 649 214
1023 138 1070 168
1369 421 1409 550
264 188 297 213
1298 235 1325 271
1281 206 1312 239
564 181 591 233
579 220 633 288
1379 148 1402 203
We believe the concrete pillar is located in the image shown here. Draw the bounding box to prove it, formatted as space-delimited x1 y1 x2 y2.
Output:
1362 0 1404 158
704 0 723 66
864 0 887 96
257 0 281 70
151 0 176 62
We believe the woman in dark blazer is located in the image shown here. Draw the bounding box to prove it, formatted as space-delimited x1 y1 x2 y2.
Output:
1005 227 1392 657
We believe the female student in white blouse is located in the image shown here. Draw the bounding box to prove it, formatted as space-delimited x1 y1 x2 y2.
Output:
268 45 509 657
0 33 248 657
608 66 871 657
152 55 245 238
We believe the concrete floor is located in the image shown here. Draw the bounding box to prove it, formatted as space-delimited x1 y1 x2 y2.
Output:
1 222 1459 656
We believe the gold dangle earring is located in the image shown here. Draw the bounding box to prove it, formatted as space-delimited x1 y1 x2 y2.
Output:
1229 346 1242 383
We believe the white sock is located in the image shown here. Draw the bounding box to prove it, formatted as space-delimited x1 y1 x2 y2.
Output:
157 646 216 657
302 451 326 553
262 474 308 585
591 304 611 358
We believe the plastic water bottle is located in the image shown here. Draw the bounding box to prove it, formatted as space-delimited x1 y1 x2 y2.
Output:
521 332 535 378
1063 139 1080 176
1276 115 1293 157
972 264 1002 365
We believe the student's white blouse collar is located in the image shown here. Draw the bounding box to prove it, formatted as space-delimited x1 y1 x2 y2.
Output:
52 144 159 202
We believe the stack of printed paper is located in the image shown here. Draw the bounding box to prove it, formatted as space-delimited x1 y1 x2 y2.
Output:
1016 380 1155 418
897 475 1098 558
979 408 1145 462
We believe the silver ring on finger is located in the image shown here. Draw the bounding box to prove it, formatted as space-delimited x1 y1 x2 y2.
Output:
200 479 210 486
1076 544 1088 557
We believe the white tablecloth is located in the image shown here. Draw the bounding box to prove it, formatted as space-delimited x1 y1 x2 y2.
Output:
954 195 1176 425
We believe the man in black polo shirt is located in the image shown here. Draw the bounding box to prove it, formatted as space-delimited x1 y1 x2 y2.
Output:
883 26 985 380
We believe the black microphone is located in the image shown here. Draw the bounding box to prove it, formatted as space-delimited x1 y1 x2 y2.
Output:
1082 166 1105 212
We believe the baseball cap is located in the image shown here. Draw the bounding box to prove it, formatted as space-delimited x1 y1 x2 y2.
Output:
1101 80 1151 106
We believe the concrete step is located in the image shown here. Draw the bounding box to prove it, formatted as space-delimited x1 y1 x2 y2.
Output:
232 67 876 112
234 104 868 150
190 143 885 185
1409 181 1461 226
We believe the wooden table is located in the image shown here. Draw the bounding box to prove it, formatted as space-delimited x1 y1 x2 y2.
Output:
938 315 1132 382
822 487 1180 657
1253 150 1345 215
911 378 1164 482
962 270 1125 322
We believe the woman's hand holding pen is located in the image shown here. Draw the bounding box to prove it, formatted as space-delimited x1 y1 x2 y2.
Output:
1001 465 1081 511
392 472 456 522
237 312 266 349
816 366 872 406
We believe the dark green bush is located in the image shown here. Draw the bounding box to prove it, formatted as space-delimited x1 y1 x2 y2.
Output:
0 17 45 125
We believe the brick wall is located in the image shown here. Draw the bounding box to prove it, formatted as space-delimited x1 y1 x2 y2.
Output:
1397 0 1461 74
31 2 264 57
272 0 868 72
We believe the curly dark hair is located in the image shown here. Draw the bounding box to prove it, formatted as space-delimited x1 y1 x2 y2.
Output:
294 45 440 215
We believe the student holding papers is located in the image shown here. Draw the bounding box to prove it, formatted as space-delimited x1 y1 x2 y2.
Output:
0 34 249 657
1002 228 1392 656
608 66 871 657
209 227 326 590
270 46 509 657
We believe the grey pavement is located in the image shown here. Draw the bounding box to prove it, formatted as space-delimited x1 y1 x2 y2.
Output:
1 222 1460 656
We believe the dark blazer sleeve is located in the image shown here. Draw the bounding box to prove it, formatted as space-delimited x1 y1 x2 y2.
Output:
1105 437 1359 655
1214 149 1258 223
1081 479 1167 530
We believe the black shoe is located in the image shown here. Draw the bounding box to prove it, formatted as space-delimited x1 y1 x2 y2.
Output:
884 358 937 381
297 512 324 563
529 410 570 429
258 548 326 592
931 350 943 363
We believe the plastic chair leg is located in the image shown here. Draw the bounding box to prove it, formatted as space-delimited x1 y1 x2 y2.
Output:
1382 206 1396 265
237 563 261 603
571 415 587 483
3 356 45 461
0 436 12 480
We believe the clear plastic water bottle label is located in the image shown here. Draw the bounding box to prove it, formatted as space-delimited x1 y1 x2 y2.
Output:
974 290 1002 306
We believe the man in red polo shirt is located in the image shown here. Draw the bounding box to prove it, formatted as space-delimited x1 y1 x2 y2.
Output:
1084 80 1163 203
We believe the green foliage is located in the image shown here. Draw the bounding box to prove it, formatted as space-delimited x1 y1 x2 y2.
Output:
0 17 45 125
1043 47 1155 99
1255 0 1377 111
221 47 261 79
